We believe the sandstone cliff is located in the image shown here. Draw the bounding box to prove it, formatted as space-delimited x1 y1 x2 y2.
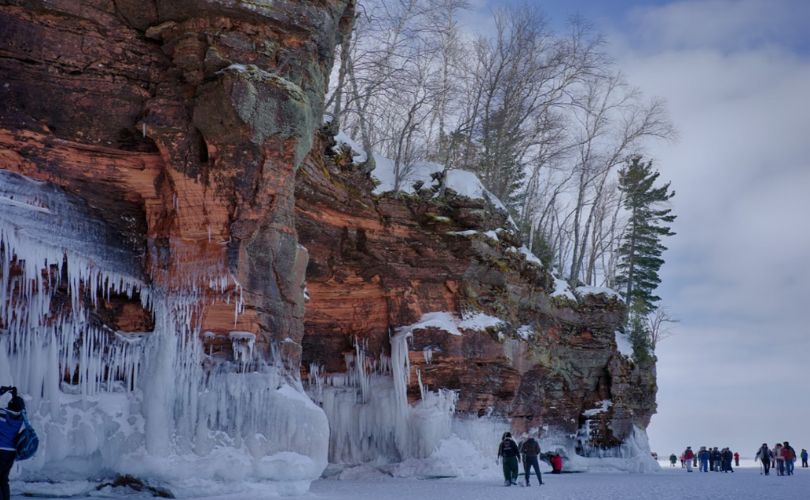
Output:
0 0 656 480
1 0 354 362
298 132 657 448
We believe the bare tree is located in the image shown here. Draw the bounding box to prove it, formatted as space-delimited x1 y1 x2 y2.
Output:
646 307 677 350
326 1 675 289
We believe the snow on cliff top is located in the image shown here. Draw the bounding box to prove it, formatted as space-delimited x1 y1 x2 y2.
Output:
333 131 368 164
332 132 505 210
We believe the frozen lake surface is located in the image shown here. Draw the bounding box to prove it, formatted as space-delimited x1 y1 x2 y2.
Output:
11 466 809 499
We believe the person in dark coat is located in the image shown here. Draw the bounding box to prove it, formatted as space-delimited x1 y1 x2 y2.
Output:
0 387 25 500
497 432 520 486
721 448 733 472
518 434 543 486
711 447 721 471
756 443 772 475
801 449 808 468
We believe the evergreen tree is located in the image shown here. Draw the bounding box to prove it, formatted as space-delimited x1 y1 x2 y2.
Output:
615 156 676 315
628 298 654 364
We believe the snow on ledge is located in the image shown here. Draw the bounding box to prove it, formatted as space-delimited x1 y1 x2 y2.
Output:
481 230 499 242
615 330 634 358
516 325 534 340
575 286 622 300
446 230 479 237
333 131 368 164
551 278 576 301
583 400 613 417
396 311 504 337
459 312 504 331
507 245 543 268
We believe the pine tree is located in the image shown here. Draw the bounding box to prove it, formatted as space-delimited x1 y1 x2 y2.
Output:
628 298 654 364
615 156 676 316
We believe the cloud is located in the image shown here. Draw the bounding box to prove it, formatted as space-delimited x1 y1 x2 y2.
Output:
626 0 810 52
606 0 810 456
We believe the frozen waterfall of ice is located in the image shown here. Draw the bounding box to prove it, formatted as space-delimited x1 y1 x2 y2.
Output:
0 170 329 495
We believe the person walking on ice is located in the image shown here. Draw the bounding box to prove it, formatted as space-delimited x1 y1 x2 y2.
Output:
1 387 27 500
774 443 785 476
497 432 520 486
801 448 808 468
782 441 796 476
756 443 772 475
669 453 677 467
683 447 695 472
518 433 543 486
698 446 709 472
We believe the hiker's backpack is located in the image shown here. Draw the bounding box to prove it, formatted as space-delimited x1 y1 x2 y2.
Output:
523 439 540 455
14 410 39 461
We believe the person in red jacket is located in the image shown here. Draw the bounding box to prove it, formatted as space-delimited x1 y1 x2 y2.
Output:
733 451 740 467
550 454 563 474
683 447 695 472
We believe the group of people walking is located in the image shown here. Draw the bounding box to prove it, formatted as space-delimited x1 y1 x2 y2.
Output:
672 446 738 472
668 442 808 477
497 432 563 487
755 442 807 476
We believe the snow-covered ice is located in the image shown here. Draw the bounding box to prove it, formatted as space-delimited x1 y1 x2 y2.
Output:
11 467 809 499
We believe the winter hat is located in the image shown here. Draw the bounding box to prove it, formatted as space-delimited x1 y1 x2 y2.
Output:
8 395 24 413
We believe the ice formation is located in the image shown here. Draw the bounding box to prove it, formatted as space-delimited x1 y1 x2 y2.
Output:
1 168 657 494
0 171 328 495
307 332 457 466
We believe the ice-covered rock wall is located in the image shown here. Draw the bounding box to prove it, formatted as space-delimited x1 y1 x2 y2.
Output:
0 0 659 487
0 0 354 494
297 131 660 474
0 168 330 493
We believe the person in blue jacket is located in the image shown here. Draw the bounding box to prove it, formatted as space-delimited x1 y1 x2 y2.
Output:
0 387 25 500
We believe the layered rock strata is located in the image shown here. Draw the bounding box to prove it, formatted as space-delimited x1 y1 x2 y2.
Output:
0 0 354 361
298 133 657 447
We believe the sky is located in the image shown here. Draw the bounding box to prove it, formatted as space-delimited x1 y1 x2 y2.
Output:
473 0 810 457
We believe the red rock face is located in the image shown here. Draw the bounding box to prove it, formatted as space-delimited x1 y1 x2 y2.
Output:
297 134 657 443
0 0 355 362
0 0 655 451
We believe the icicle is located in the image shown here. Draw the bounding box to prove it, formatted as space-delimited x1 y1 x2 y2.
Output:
1 169 334 484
